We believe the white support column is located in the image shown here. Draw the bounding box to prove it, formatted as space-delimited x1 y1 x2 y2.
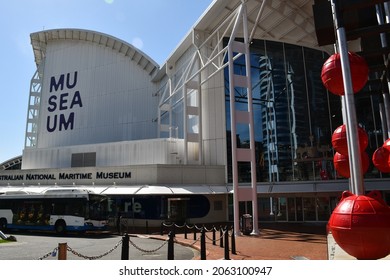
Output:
331 0 364 195
243 2 259 235
228 1 259 236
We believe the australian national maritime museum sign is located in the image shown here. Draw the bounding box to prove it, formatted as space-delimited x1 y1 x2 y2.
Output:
0 167 133 186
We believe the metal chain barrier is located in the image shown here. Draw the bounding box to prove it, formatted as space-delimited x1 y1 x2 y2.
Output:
66 239 122 260
205 230 225 242
174 223 186 229
179 235 201 247
203 225 214 232
128 235 168 254
194 224 203 231
37 247 59 260
185 224 195 230
161 222 174 227
159 223 236 260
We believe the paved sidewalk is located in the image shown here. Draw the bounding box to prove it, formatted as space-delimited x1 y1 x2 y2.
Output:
149 223 328 260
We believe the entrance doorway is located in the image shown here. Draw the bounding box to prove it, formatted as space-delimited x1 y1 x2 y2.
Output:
167 198 189 223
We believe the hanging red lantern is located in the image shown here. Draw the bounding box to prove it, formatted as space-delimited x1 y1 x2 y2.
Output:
321 52 369 95
328 190 390 259
331 124 369 155
372 147 390 173
333 151 370 178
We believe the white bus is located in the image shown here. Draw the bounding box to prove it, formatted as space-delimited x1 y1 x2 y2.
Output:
0 188 108 234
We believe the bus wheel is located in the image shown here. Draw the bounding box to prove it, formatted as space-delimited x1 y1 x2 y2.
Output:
0 218 7 231
55 220 66 234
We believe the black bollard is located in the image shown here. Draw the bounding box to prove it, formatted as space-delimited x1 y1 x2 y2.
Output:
224 226 230 260
212 227 216 246
160 222 164 236
193 226 197 240
172 223 176 236
231 227 236 255
121 234 129 260
219 226 223 248
167 231 174 260
200 228 206 260
184 223 187 239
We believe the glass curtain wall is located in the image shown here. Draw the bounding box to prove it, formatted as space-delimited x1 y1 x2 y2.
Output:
225 39 384 183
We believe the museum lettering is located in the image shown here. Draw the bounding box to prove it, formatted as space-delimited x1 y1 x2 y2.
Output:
59 173 92 180
0 171 131 182
0 175 24 181
96 171 132 179
46 71 83 132
26 174 56 180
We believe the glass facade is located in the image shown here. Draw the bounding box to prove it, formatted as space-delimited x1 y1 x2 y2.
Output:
225 39 387 183
250 195 338 222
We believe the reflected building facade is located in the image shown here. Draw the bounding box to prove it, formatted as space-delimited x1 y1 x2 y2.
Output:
226 39 386 185
225 39 389 222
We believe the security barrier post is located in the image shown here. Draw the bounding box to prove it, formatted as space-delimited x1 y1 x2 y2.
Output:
219 226 223 248
200 227 206 260
231 227 236 254
193 226 197 240
121 234 129 260
167 231 174 260
58 243 67 260
224 226 230 260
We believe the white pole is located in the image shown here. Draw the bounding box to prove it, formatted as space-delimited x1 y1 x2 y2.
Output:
330 0 365 195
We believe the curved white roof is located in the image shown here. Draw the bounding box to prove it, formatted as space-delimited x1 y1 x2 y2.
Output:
30 28 159 76
155 0 334 80
198 0 329 50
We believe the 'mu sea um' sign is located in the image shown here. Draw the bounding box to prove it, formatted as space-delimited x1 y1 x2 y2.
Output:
46 71 83 132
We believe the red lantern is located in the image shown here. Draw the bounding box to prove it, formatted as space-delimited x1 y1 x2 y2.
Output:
321 52 369 95
333 151 369 178
331 124 369 155
328 190 390 259
372 147 390 173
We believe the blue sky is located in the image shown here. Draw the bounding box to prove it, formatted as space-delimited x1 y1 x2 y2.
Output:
0 0 213 164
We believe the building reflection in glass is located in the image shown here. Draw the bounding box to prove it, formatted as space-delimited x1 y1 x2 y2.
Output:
226 39 386 183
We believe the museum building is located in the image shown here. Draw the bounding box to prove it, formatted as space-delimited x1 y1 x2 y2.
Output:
1 0 390 228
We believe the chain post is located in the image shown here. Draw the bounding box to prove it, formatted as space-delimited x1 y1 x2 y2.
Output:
231 226 236 254
200 227 206 260
167 231 174 260
193 225 197 240
219 226 223 248
212 227 216 246
58 243 67 260
224 226 230 260
121 234 129 260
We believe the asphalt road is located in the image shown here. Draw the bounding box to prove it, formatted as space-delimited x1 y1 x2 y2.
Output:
0 232 196 260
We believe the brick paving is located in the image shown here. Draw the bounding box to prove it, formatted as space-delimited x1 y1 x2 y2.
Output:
149 223 328 260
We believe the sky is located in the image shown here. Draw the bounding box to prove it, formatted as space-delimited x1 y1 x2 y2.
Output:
0 0 213 164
